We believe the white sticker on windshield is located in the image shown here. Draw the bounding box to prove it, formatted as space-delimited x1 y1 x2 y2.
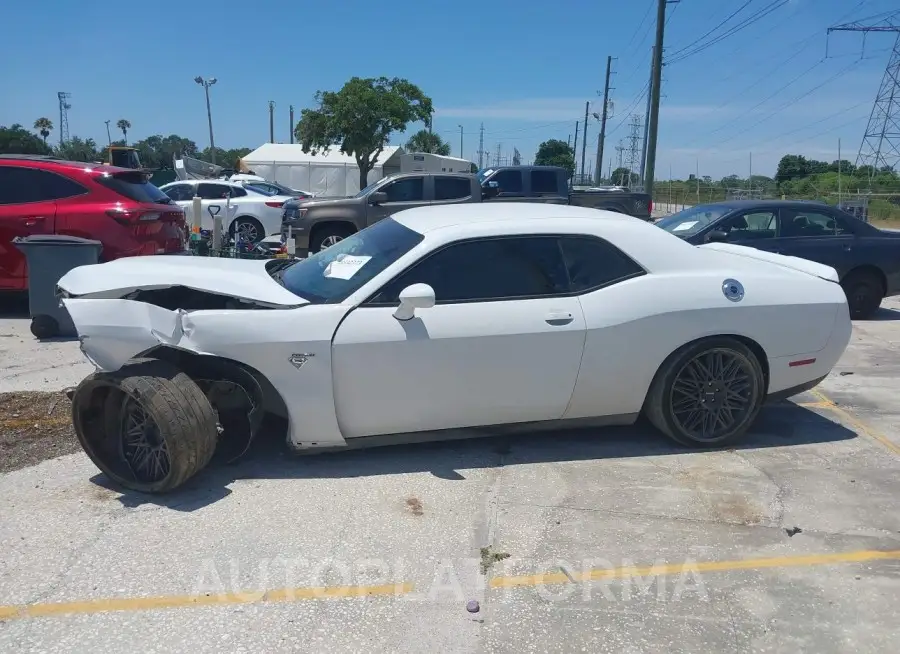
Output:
323 255 372 280
672 220 698 232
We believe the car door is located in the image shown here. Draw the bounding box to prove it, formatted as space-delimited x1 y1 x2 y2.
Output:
197 183 245 230
773 207 855 276
0 166 60 289
365 176 426 225
330 235 587 438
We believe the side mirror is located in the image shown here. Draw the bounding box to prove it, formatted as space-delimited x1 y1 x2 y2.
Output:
393 283 436 321
482 180 500 198
369 191 388 205
208 204 221 216
706 230 728 243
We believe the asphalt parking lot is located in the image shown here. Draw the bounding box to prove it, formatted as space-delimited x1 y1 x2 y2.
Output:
1 300 899 653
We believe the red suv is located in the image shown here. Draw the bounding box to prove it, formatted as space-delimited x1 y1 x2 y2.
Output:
0 155 188 291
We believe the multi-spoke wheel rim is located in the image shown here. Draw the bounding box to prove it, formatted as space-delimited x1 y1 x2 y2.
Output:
319 235 344 250
118 396 170 483
237 221 259 243
669 349 755 442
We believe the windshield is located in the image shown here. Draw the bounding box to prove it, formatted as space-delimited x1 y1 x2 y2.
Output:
655 205 732 237
353 178 386 199
476 168 495 184
277 218 424 303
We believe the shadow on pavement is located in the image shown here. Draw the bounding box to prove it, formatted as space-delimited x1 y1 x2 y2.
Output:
92 401 857 512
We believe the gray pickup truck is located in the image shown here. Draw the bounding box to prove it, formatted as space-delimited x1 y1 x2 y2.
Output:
283 166 651 253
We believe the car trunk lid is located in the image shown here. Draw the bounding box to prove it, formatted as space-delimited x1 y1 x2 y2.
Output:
699 242 840 283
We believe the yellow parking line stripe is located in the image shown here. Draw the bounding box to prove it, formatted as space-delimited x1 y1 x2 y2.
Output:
809 389 900 456
489 549 900 588
0 582 413 621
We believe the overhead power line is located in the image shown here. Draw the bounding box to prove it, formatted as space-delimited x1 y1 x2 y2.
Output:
666 0 754 59
712 59 862 149
667 0 790 65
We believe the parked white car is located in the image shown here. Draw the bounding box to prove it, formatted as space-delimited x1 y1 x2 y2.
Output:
229 177 315 200
158 179 291 243
58 203 851 493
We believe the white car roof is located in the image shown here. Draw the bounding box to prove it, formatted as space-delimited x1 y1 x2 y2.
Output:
390 203 698 273
162 179 244 189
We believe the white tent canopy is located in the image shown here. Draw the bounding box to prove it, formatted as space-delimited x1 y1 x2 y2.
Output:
240 144 403 196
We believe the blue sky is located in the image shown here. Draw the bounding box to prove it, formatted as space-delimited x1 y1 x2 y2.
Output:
0 0 896 179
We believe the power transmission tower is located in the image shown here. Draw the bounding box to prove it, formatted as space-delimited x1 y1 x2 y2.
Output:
595 55 616 184
512 147 521 166
828 14 900 177
495 142 502 167
625 115 643 187
57 92 71 146
477 123 485 169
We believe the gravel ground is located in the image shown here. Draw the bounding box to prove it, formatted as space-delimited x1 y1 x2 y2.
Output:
0 391 78 474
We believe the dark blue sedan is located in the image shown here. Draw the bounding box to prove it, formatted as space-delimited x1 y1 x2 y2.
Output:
656 200 900 319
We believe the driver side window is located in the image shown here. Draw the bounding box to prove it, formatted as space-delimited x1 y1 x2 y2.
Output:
381 177 424 203
719 211 776 241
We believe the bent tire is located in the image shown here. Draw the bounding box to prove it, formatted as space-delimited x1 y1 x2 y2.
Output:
645 337 765 448
71 359 218 493
841 270 883 320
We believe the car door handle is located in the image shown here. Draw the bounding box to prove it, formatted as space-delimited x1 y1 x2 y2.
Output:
24 217 46 227
545 312 574 325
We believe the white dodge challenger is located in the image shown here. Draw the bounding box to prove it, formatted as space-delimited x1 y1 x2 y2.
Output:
57 203 852 493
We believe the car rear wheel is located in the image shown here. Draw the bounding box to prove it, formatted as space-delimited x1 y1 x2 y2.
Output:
231 216 264 244
310 224 355 253
645 337 765 448
71 359 218 493
841 270 883 319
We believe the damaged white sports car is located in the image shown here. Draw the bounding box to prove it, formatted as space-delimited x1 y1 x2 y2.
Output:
58 203 852 493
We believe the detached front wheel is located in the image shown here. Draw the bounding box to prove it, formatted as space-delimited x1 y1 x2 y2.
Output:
71 359 218 493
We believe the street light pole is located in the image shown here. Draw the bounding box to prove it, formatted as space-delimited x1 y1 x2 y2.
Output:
104 120 111 146
458 125 464 159
194 76 218 165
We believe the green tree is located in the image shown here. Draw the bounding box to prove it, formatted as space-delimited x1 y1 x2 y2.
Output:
610 167 638 186
33 117 53 144
404 129 450 155
295 76 433 189
55 136 100 162
198 146 252 170
116 119 131 143
534 139 575 176
0 124 51 154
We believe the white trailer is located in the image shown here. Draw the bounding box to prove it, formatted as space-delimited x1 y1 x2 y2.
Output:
400 152 474 174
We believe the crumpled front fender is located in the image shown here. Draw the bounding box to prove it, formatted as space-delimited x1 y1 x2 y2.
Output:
63 298 204 371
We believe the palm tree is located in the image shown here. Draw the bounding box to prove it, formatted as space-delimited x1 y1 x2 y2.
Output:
116 119 131 144
404 129 451 156
33 117 53 144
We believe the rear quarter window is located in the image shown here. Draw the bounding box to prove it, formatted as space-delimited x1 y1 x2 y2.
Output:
96 172 172 204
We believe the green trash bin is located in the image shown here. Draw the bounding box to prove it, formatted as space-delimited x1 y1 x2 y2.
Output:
12 235 103 339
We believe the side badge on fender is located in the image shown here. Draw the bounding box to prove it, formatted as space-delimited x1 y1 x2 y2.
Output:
722 279 744 303
289 353 314 369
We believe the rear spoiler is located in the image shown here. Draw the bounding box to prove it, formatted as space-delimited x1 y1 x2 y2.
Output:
699 242 840 283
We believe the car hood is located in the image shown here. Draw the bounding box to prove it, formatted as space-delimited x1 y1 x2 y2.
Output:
57 255 308 307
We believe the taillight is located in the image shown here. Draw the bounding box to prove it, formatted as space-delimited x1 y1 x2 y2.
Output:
265 201 284 208
106 209 160 225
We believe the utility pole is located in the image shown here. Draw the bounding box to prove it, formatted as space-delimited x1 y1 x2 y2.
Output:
458 125 464 159
572 121 580 174
640 46 655 187
478 123 485 169
615 143 625 185
104 120 112 146
428 111 434 154
644 0 676 200
495 142 502 167
194 77 217 164
268 101 275 143
595 55 615 185
289 105 295 144
580 101 590 182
